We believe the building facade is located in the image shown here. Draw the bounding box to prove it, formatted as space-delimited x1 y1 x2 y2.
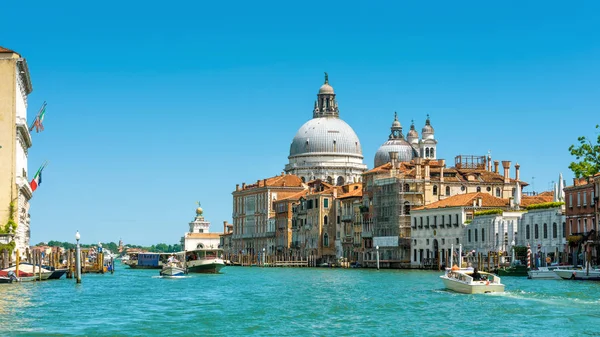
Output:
0 46 33 254
231 174 306 259
285 74 367 185
290 180 337 264
564 176 597 265
181 206 222 251
334 183 362 264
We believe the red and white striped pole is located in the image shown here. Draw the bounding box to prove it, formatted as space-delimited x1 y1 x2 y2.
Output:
527 244 531 270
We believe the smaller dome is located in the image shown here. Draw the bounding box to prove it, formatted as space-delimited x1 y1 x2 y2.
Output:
422 114 434 135
196 207 203 215
374 139 414 167
319 83 334 94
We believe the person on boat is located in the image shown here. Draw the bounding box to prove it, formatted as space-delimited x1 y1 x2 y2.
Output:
451 264 460 271
471 268 482 281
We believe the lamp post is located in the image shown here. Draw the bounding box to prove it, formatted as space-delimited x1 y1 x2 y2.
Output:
262 247 266 267
511 239 516 266
376 246 380 270
75 231 81 284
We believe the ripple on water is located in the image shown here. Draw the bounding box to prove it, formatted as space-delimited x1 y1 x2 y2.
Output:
0 265 597 336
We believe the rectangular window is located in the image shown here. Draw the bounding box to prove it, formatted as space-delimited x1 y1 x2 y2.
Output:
324 198 329 208
316 199 319 208
577 192 581 207
569 193 572 207
584 218 588 232
468 229 472 242
583 192 587 206
592 191 596 206
434 216 437 226
475 229 478 242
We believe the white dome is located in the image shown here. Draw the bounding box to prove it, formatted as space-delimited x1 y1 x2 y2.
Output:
319 83 334 94
374 140 415 167
289 117 362 157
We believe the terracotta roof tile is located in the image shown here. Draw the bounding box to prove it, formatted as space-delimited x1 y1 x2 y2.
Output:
243 174 304 189
413 192 509 211
0 46 16 53
338 187 362 199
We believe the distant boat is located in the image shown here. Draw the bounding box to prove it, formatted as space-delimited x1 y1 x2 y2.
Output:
440 268 505 294
124 252 169 269
185 248 225 274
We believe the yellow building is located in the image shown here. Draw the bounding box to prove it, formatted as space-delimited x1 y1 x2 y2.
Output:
0 46 33 254
231 173 306 260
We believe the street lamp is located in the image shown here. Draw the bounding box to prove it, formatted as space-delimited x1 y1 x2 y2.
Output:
511 240 516 266
376 246 380 270
262 247 266 266
75 231 81 284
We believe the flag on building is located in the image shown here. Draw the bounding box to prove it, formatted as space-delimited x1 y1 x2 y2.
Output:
29 101 47 133
30 162 47 192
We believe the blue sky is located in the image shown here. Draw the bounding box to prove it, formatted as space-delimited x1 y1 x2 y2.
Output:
4 1 599 246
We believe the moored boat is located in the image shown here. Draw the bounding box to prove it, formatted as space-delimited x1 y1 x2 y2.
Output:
185 248 225 274
554 268 600 280
2 263 53 281
527 265 574 280
440 268 505 294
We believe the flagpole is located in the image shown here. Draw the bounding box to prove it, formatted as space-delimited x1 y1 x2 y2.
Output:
29 101 47 132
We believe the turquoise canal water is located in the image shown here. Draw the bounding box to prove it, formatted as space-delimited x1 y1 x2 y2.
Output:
0 262 599 336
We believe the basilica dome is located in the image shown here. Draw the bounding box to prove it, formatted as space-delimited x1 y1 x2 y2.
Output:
374 112 415 167
289 117 362 157
374 139 414 167
284 74 367 184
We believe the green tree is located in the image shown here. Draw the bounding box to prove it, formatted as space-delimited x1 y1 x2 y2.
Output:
569 124 600 178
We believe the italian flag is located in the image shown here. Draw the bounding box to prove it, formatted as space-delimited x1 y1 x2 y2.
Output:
30 163 46 192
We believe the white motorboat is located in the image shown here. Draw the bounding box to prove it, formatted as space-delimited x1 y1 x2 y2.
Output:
160 262 187 278
527 265 574 280
440 268 505 294
554 268 600 280
3 263 53 281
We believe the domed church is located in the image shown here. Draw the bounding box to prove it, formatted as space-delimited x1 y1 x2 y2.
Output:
374 113 438 168
284 74 367 185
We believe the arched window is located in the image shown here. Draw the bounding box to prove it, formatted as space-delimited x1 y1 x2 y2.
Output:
526 225 530 240
196 243 204 249
336 176 345 186
404 184 410 192
426 148 430 158
327 176 333 184
445 186 450 196
476 186 481 193
543 223 548 239
404 201 410 215
496 187 501 197
461 186 466 192
324 215 328 225
430 148 435 158
323 233 329 247
553 223 557 238
534 224 539 239
301 177 306 183
512 188 516 197
433 185 438 195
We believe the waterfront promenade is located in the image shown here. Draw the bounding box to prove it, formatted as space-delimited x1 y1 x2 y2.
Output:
0 262 598 336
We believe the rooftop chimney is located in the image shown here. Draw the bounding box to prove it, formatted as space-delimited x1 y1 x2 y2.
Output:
440 165 445 182
242 182 246 189
515 163 520 181
494 161 499 174
502 161 511 184
223 221 227 234
424 160 430 180
236 184 240 191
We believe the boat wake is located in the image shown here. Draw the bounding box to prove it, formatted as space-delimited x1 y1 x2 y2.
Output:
487 289 600 307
